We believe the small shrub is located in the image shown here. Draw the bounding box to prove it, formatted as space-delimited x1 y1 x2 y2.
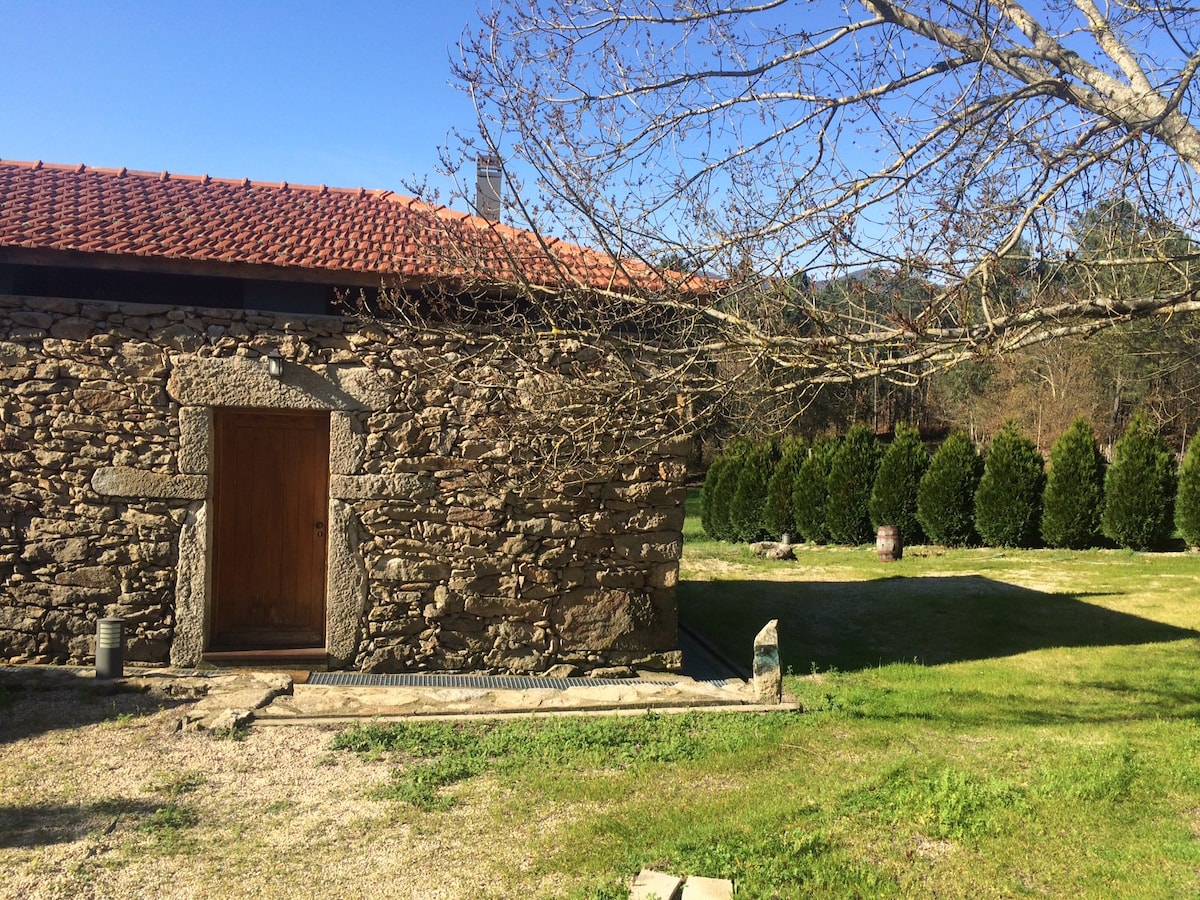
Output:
763 436 809 540
730 440 779 542
825 425 883 545
1103 413 1176 550
868 423 929 544
792 436 839 543
974 423 1045 548
1041 418 1106 549
1176 433 1200 549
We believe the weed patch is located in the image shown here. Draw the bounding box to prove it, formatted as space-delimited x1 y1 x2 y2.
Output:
209 724 248 742
657 826 892 897
144 770 205 798
137 803 199 853
335 711 798 808
893 766 1025 840
1038 742 1141 803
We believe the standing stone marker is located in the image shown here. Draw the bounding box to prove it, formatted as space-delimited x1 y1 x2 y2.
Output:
752 618 781 704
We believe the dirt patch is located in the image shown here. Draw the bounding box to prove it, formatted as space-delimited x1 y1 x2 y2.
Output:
0 672 560 899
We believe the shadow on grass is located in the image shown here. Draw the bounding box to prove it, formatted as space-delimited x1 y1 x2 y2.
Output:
0 669 190 745
680 575 1198 675
0 798 165 849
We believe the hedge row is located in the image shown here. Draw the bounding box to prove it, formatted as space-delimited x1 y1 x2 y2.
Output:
701 415 1200 551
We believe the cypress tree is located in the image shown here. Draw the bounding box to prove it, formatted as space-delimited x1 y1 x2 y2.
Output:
700 455 730 539
974 422 1045 548
730 440 779 542
825 424 883 545
917 431 982 547
792 436 839 543
1103 413 1176 550
1041 418 1106 549
709 458 742 541
1177 433 1200 549
706 439 751 541
763 436 809 540
868 423 930 544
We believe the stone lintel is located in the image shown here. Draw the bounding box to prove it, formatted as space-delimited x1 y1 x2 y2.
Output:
166 356 391 411
92 467 208 500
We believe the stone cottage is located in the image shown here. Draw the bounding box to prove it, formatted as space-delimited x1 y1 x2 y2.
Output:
0 159 688 673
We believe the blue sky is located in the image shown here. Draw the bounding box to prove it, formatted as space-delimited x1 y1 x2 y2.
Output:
1 0 485 204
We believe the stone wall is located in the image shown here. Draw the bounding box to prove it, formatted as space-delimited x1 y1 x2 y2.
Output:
0 293 688 673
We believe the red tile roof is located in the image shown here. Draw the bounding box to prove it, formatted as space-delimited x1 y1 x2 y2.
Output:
0 159 657 292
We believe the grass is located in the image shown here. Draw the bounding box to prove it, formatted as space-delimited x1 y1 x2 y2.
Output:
327 498 1200 898
137 803 200 853
333 712 797 810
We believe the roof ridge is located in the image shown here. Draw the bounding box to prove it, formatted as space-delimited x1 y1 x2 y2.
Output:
0 157 462 210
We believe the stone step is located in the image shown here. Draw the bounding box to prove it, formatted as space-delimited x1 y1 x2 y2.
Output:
627 871 734 900
681 875 734 899
629 869 683 900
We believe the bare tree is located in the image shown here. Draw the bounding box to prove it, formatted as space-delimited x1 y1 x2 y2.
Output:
436 1 1200 399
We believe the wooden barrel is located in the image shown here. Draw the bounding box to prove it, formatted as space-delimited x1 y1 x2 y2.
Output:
876 525 903 562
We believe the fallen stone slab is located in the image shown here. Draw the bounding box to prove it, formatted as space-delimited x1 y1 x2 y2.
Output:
681 875 734 899
629 868 683 900
159 671 293 731
207 707 254 733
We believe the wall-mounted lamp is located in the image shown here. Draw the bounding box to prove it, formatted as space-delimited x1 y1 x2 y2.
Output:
265 350 283 379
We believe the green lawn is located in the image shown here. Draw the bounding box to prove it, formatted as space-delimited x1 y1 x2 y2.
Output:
333 509 1200 898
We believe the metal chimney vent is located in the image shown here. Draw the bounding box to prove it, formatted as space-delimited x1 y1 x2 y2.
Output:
475 154 502 222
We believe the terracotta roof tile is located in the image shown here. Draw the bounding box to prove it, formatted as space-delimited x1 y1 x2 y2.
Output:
0 158 673 292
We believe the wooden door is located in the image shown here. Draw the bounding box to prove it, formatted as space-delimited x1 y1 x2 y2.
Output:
210 408 330 650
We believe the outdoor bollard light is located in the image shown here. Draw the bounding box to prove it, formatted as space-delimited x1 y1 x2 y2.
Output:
96 617 125 680
266 350 283 379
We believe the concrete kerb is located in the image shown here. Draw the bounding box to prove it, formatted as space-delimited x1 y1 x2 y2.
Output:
252 701 803 727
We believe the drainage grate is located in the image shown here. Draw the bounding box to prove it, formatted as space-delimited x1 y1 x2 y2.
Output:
305 672 710 689
305 629 742 690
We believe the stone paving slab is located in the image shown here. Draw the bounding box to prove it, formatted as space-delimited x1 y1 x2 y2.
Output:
630 869 683 900
1 665 800 728
680 875 734 899
254 675 784 724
